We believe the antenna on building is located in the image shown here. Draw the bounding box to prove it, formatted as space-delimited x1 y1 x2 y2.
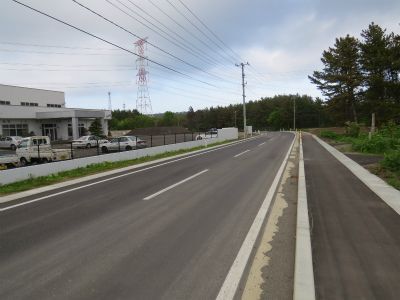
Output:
108 91 112 111
123 103 126 111
134 38 152 115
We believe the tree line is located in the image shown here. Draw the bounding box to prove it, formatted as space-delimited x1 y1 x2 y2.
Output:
110 95 329 131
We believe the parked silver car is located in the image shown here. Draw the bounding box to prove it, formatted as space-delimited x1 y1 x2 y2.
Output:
0 136 23 150
72 135 109 149
101 136 147 153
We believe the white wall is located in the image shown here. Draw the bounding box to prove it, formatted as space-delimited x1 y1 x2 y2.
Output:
218 127 239 140
0 104 69 119
0 136 232 185
0 84 65 107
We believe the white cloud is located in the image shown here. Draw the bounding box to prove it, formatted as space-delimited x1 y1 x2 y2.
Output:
0 0 399 112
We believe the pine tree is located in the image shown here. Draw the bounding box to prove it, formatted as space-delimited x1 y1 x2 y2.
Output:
359 23 392 123
89 118 104 136
309 35 363 123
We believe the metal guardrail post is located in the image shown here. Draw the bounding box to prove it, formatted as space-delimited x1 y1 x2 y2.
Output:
136 136 138 150
96 139 100 155
183 133 186 142
174 133 177 144
163 134 166 145
37 143 40 161
118 137 121 152
150 135 153 147
70 142 74 159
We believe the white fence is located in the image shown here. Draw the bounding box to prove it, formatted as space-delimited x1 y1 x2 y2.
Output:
0 135 232 185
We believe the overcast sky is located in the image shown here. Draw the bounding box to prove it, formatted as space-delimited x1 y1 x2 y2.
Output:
1 0 399 113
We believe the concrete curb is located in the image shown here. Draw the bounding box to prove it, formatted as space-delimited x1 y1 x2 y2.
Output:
313 135 400 216
0 135 262 204
293 133 316 300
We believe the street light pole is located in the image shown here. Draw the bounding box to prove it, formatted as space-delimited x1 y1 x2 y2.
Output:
236 62 249 138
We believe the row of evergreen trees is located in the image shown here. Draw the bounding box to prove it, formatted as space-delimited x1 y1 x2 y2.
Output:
309 22 400 125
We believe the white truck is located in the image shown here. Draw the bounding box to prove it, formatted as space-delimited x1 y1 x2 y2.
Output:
0 155 19 170
0 136 72 169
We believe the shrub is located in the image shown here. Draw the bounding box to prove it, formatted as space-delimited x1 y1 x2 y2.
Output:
345 122 360 137
351 134 393 153
320 131 339 139
381 150 400 172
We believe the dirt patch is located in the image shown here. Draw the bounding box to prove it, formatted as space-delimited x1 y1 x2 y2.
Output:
344 153 384 167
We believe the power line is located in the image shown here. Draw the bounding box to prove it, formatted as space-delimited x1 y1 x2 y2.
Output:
0 48 127 56
175 0 242 62
146 0 235 74
123 0 225 68
73 0 228 83
165 0 236 65
0 41 121 51
110 0 223 68
10 0 219 88
172 0 281 91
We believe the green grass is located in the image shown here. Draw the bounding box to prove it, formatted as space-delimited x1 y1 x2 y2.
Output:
0 140 232 196
368 164 400 190
319 125 400 190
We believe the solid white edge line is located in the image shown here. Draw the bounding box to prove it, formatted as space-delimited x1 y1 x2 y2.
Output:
313 134 400 215
234 149 250 158
216 132 296 300
0 135 265 211
293 133 316 300
143 169 209 200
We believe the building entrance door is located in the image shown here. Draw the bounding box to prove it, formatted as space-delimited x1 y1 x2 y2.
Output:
42 124 58 141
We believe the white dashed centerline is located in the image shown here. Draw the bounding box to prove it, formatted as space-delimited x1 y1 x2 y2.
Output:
258 142 266 146
143 169 209 200
234 150 250 158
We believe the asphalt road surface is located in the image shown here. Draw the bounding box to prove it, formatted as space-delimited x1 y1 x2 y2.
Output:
0 132 293 300
303 135 400 299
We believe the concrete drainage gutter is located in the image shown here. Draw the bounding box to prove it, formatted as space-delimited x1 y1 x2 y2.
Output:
293 133 316 300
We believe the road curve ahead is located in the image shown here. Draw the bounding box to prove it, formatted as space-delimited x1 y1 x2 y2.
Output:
0 132 294 300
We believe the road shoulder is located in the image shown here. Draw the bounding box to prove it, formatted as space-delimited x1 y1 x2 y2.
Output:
241 133 299 299
313 134 400 215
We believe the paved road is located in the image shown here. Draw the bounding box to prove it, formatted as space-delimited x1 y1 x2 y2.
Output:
303 135 400 299
0 132 293 300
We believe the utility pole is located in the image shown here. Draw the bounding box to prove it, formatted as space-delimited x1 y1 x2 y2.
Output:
108 91 112 111
293 96 296 131
236 62 249 138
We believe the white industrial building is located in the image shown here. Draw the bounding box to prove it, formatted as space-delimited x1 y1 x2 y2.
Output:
0 84 111 140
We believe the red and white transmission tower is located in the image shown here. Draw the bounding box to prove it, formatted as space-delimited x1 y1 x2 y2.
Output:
134 38 152 115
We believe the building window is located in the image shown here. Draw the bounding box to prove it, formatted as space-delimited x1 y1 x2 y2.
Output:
2 124 29 137
0 100 10 105
47 104 62 108
68 123 85 137
21 102 38 106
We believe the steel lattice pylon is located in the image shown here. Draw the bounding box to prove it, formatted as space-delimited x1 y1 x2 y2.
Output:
134 38 152 115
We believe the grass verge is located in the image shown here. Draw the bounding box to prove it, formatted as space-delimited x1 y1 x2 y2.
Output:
367 164 400 190
318 129 400 190
0 140 233 196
